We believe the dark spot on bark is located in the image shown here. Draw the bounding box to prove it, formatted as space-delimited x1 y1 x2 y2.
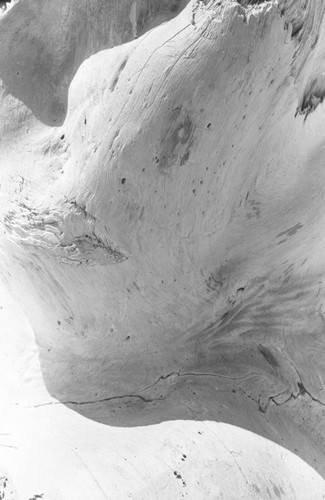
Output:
298 381 306 395
121 178 126 184
273 485 282 498
258 345 279 368
159 113 194 170
173 471 186 486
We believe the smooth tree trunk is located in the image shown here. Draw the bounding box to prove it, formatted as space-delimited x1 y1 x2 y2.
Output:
0 0 325 498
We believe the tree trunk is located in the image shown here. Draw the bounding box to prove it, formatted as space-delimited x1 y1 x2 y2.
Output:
1 0 325 498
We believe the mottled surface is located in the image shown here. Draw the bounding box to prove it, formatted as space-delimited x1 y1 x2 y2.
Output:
1 0 325 498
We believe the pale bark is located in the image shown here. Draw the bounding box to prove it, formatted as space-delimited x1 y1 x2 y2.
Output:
1 0 325 497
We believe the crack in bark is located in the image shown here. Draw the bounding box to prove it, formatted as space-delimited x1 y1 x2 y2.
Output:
32 393 161 409
271 382 325 408
179 371 260 381
270 328 325 410
141 369 262 393
140 371 180 392
30 370 264 409
258 381 325 414
30 367 325 413
73 449 108 499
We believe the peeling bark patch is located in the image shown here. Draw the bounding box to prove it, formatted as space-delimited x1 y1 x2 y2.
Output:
4 202 128 266
59 234 127 266
290 19 304 39
296 77 325 119
281 0 309 43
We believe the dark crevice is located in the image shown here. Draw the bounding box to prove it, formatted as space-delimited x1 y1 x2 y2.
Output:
237 0 268 6
291 19 304 38
31 370 279 410
296 86 325 120
261 380 325 414
32 394 160 408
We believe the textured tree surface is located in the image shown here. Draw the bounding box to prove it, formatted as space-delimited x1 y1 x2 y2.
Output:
1 0 325 498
